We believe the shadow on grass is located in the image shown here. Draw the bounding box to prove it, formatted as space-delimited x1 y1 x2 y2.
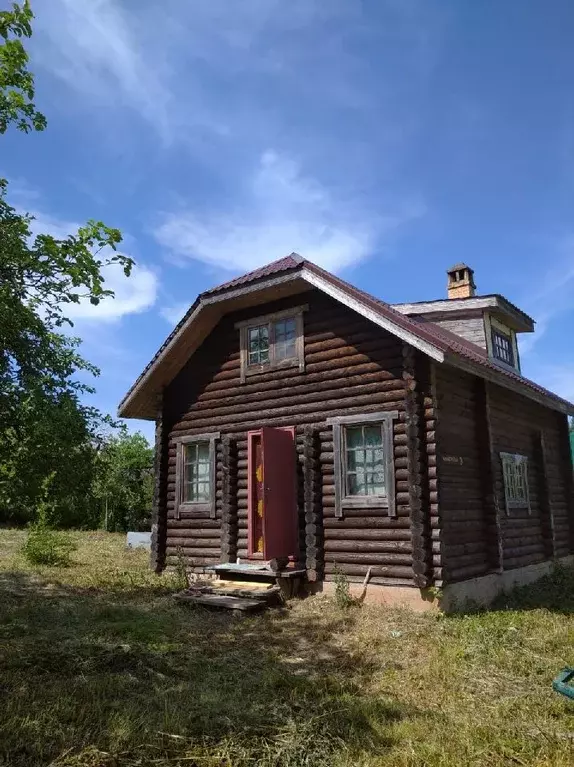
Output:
0 570 417 767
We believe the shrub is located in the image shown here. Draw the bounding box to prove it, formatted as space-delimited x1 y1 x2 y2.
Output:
174 545 190 591
333 563 354 609
22 523 76 566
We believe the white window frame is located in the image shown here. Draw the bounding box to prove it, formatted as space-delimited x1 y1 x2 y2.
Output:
327 411 398 518
484 314 520 372
174 432 220 518
500 452 531 514
235 304 307 382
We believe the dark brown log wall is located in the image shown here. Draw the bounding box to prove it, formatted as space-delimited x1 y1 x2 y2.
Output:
435 365 573 583
161 289 430 584
434 366 488 582
488 384 572 567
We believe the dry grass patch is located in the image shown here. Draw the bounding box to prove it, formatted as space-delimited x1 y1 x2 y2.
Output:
1 530 574 766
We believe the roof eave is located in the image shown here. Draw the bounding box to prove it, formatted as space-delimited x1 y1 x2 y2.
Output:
444 352 574 416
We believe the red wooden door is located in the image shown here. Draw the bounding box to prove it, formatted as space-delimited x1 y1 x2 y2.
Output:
260 426 298 560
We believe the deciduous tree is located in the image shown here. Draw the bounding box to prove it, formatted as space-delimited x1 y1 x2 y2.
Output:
0 2 133 526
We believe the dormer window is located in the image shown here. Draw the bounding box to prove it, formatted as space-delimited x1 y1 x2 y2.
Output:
236 305 307 382
492 327 514 366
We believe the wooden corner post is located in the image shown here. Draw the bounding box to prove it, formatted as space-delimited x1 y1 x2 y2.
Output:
403 344 432 588
220 435 238 564
303 425 323 581
150 393 168 573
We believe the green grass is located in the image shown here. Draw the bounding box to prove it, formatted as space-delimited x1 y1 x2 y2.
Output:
2 530 574 766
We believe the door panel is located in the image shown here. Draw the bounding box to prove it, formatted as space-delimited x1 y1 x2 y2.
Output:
261 426 298 560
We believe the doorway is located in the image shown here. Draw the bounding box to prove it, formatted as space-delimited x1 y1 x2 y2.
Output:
247 426 298 560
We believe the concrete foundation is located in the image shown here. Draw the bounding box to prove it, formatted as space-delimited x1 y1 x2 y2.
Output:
440 554 574 611
314 554 574 612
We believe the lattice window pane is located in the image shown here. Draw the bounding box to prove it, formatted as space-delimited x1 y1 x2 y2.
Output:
183 441 211 502
274 317 297 360
248 325 270 365
492 329 514 366
501 452 529 511
345 424 386 497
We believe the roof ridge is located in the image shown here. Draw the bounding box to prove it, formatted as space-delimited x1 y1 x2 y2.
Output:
201 253 305 297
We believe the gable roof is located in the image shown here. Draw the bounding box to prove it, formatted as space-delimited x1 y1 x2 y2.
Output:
119 254 574 418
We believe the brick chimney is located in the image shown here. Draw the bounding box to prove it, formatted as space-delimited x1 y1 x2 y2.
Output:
447 263 476 299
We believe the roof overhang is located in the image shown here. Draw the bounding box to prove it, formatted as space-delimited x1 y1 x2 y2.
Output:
445 352 574 415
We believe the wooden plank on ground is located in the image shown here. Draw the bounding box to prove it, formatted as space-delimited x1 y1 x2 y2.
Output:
175 593 266 612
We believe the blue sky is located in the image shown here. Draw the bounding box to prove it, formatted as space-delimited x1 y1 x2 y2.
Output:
3 0 574 441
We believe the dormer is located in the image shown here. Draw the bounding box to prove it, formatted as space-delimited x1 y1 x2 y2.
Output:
392 265 534 374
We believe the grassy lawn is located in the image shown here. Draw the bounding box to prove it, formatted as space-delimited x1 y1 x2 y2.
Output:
1 531 574 766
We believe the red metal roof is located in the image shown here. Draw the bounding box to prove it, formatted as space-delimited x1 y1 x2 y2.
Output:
303 260 573 412
119 253 574 417
202 253 304 296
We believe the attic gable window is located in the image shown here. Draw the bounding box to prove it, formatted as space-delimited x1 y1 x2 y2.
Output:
236 305 307 382
492 328 514 367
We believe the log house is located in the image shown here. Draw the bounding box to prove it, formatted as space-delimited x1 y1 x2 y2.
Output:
119 255 574 608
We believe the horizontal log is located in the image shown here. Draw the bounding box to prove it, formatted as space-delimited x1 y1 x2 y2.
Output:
443 550 487 568
186 377 405 421
306 343 403 365
323 563 414 579
166 519 221 529
324 528 412 540
323 516 411 529
165 554 220 566
442 541 485 557
502 543 545 558
324 540 412 554
166 546 220 557
447 563 489 581
166 529 222 539
324 552 413 565
166 537 221 548
304 318 390 343
503 552 546 570
166 515 220 526
323 502 411 517
172 390 405 433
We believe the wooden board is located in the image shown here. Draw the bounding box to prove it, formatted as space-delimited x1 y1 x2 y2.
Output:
175 593 266 612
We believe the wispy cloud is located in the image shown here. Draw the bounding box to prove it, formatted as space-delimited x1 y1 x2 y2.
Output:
519 235 574 356
153 150 425 273
159 302 190 326
30 0 442 158
533 364 574 404
32 0 173 139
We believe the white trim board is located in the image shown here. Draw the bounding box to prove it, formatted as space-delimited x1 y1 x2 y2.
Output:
300 268 445 363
